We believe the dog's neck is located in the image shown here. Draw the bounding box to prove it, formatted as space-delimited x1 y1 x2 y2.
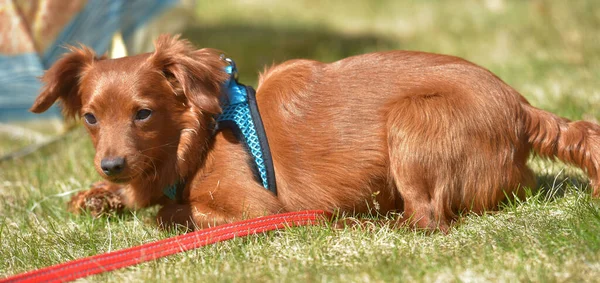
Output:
159 58 277 202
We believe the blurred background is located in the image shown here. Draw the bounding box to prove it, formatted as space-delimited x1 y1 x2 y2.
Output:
0 0 598 161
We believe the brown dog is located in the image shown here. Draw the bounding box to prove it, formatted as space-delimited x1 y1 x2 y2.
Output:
30 35 600 232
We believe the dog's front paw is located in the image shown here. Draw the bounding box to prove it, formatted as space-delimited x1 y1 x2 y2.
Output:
68 183 124 217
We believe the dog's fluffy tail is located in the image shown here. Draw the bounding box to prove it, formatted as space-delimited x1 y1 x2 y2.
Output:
523 103 600 196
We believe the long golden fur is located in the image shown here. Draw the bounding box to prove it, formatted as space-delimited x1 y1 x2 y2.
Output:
31 35 600 232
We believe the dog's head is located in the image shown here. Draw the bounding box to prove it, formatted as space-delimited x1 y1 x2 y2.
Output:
31 35 228 184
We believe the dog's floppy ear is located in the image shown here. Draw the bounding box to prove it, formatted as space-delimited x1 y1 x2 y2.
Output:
148 34 228 114
30 45 98 119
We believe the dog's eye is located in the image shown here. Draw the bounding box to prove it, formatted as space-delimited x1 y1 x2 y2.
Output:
135 109 152 121
83 113 97 125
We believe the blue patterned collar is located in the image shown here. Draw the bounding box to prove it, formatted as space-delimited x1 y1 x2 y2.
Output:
163 58 277 201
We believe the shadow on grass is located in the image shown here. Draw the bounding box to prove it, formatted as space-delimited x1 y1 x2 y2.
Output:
182 23 398 83
535 173 591 200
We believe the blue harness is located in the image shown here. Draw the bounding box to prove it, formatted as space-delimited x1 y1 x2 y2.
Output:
163 58 277 201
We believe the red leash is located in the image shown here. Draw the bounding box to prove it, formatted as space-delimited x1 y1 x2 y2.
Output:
2 210 329 283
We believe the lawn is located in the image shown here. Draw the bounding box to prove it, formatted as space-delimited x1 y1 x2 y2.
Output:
1 0 600 282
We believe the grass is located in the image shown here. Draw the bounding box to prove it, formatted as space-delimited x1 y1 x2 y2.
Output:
1 0 600 281
0 118 63 157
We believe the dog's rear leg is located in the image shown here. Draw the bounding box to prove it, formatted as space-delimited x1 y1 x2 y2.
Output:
385 95 457 232
386 122 452 231
392 169 450 232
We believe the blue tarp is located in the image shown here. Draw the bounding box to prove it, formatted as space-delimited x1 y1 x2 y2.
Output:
0 0 176 121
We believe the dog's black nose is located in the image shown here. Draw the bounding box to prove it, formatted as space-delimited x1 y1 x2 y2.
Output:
101 157 125 176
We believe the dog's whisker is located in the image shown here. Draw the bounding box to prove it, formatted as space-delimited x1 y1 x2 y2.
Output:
139 141 178 153
131 164 152 182
134 153 159 181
